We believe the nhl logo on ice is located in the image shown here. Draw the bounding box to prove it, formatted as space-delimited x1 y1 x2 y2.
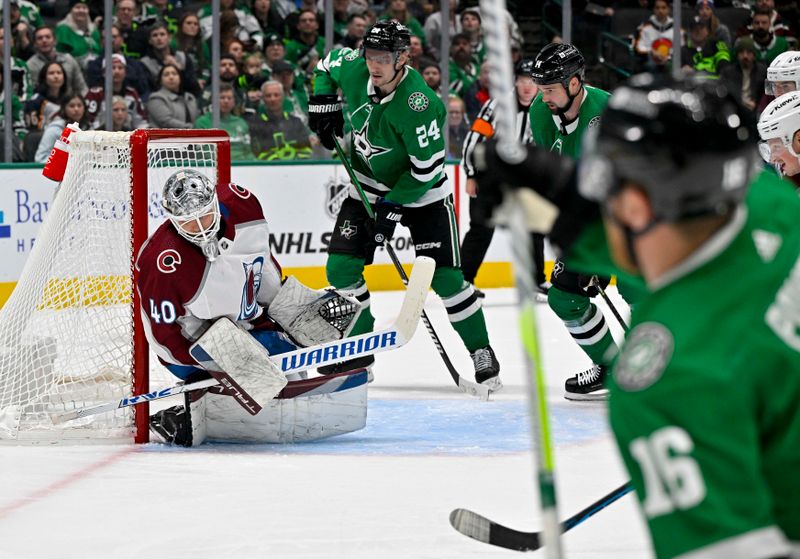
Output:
614 322 673 391
408 92 429 112
325 176 349 219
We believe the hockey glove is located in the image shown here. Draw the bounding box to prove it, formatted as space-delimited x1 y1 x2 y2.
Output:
473 140 599 256
308 94 344 150
364 199 403 265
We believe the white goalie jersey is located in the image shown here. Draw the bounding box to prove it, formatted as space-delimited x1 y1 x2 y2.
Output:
135 182 284 374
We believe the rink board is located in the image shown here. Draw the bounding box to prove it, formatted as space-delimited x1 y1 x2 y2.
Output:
0 161 542 308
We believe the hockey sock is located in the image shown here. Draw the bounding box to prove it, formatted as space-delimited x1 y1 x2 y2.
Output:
434 267 490 352
326 253 375 335
548 286 617 365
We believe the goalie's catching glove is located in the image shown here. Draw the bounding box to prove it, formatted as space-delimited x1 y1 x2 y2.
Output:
364 199 403 265
308 94 344 150
473 140 600 256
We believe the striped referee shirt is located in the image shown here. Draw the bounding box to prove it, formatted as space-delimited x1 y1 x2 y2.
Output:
461 97 533 178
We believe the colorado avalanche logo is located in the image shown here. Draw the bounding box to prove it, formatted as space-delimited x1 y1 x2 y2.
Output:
325 176 350 219
157 249 181 273
239 257 264 320
229 183 252 199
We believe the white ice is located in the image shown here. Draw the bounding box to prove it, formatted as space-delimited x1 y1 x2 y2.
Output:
0 288 652 559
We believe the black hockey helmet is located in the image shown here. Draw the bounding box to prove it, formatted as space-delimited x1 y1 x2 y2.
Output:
515 58 535 79
362 20 411 54
531 43 585 87
579 73 759 223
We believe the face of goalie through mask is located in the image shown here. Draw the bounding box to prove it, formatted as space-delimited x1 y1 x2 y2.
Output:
162 170 221 260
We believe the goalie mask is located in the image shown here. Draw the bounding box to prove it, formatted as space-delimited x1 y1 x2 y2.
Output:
162 170 221 260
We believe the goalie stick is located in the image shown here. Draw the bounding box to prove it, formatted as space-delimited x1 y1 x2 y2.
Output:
51 256 435 424
331 136 491 401
449 482 633 552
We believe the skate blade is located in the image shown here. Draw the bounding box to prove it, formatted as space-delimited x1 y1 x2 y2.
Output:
480 376 503 393
563 389 608 401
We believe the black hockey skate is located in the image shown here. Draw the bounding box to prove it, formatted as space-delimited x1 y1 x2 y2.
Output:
471 345 501 391
564 364 609 401
150 404 192 447
318 355 375 382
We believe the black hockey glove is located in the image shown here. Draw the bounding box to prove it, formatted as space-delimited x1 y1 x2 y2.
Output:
308 94 344 150
363 199 403 265
473 140 600 256
577 274 610 298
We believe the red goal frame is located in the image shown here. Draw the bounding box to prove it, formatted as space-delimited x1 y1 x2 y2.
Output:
130 129 231 442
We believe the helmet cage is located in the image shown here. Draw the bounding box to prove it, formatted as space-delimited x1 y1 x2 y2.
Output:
162 170 221 249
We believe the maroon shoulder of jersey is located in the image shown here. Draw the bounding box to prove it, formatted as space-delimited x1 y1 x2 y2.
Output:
134 220 208 305
217 183 265 227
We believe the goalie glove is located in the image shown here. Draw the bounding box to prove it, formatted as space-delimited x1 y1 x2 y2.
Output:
308 94 344 150
473 140 600 256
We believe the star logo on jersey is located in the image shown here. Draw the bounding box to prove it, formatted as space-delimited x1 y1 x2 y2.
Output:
352 120 391 171
614 322 673 391
408 92 429 112
339 220 357 239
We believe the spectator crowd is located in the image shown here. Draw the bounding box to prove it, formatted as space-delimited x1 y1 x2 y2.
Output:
0 0 796 162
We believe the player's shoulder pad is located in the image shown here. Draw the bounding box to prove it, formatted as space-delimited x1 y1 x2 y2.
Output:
217 182 265 223
135 222 206 283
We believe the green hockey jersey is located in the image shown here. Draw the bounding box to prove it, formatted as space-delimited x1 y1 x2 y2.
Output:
529 85 610 159
314 47 449 207
568 170 800 558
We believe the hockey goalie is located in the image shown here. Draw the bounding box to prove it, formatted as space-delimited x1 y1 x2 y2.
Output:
136 169 368 447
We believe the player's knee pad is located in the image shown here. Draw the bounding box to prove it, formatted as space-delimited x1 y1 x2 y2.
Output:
547 285 591 322
326 253 365 289
431 266 466 298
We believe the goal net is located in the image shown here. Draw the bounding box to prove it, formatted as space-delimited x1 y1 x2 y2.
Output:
0 129 231 443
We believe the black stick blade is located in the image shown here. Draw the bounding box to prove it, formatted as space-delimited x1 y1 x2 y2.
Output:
449 508 542 552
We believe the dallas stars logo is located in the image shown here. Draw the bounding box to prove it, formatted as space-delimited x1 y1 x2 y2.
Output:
352 120 391 171
339 220 357 239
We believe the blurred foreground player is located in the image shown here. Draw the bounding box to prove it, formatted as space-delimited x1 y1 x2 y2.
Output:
136 170 366 446
476 74 800 558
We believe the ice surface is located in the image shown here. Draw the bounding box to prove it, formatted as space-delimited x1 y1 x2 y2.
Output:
0 288 652 558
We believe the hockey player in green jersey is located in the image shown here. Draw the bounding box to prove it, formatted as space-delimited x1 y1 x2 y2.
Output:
308 20 500 389
476 74 800 559
528 42 629 401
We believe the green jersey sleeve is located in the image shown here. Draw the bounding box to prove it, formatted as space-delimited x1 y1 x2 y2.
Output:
313 47 356 95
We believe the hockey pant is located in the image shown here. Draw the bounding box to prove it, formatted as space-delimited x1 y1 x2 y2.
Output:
547 259 618 366
326 196 490 352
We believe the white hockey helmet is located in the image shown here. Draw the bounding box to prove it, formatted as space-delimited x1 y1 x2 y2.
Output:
765 51 800 96
162 169 221 259
758 91 800 175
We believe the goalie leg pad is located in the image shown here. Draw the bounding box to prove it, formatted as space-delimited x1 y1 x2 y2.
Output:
150 390 207 447
190 318 288 414
268 276 362 347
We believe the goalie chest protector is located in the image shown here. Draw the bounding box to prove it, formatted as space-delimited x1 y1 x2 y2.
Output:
136 183 283 354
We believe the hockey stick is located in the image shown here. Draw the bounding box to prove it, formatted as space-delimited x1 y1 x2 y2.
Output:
589 276 630 333
331 136 490 400
473 0 563 556
51 257 434 424
449 481 633 552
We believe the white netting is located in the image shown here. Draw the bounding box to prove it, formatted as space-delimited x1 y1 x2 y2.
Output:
0 131 220 443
